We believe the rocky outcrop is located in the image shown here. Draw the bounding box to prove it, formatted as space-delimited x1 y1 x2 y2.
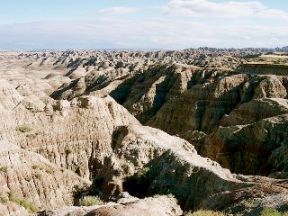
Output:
84 61 288 177
148 73 248 134
253 75 287 99
0 141 89 214
44 195 182 216
108 68 287 140
202 114 288 175
241 63 288 76
0 202 29 216
220 98 288 127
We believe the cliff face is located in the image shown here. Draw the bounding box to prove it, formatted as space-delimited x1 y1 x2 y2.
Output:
241 63 288 76
202 114 288 175
91 64 288 176
0 141 89 210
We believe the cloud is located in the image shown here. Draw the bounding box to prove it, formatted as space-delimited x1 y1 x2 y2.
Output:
0 18 287 50
164 0 288 19
98 7 140 15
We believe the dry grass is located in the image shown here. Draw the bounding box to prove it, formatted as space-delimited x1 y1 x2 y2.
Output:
78 196 104 206
17 124 33 133
9 191 38 213
260 208 288 216
0 166 8 173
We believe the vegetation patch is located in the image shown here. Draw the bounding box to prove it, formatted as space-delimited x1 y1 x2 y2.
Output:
17 124 33 133
0 166 8 173
0 197 9 204
78 196 104 206
31 164 54 174
9 191 38 213
34 172 42 180
73 184 102 205
259 208 283 216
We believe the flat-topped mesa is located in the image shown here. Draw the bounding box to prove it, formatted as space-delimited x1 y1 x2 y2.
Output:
240 63 288 76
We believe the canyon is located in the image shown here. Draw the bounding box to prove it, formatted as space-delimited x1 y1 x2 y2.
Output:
0 50 287 216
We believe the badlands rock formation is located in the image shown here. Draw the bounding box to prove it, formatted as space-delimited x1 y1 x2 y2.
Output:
0 50 287 216
45 195 182 216
52 52 288 174
49 50 288 176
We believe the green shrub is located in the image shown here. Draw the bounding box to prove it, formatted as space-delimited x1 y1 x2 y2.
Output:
19 199 38 213
186 210 226 216
78 196 104 206
260 208 281 216
8 191 37 213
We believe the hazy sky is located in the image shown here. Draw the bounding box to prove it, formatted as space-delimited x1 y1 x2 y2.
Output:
0 0 287 50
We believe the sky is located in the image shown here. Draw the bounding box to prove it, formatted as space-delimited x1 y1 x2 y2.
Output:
0 0 287 50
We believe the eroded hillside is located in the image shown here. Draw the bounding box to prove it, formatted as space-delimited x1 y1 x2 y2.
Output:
0 50 287 216
48 50 288 176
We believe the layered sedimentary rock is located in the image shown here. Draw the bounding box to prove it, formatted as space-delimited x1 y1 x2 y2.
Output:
0 77 285 215
76 54 287 176
202 114 288 175
0 141 89 211
0 51 287 216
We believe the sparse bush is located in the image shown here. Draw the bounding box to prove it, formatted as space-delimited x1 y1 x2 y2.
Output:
186 210 226 216
45 167 54 174
32 165 39 170
0 197 8 204
78 196 104 206
26 132 39 138
242 199 254 208
32 164 54 174
24 175 32 182
9 191 38 213
34 172 42 179
0 166 8 173
19 199 38 213
17 124 33 133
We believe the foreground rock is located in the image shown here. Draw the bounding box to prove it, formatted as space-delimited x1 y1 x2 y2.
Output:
0 141 89 213
46 195 182 216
